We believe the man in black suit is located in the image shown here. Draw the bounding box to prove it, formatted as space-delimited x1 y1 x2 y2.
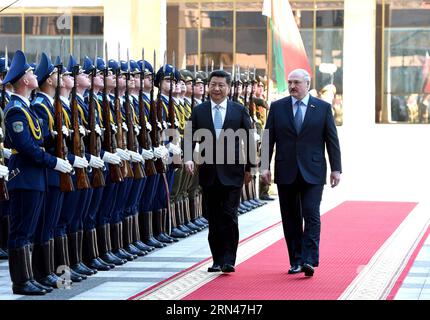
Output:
261 69 341 277
185 70 255 273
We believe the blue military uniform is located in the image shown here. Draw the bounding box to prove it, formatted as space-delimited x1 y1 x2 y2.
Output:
0 56 11 260
30 52 70 288
3 50 57 295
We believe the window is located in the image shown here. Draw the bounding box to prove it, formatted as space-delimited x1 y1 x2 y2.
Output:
0 16 22 57
376 0 430 124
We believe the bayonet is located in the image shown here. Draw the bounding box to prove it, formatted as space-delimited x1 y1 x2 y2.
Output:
5 46 8 70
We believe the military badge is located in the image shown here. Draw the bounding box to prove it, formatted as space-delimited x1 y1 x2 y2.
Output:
12 121 24 133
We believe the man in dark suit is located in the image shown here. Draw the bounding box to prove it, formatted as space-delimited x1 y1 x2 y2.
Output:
261 68 341 277
185 70 255 273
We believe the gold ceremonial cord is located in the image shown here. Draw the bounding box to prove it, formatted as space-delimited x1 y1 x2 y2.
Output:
39 103 54 132
77 104 88 126
95 98 104 128
62 107 71 129
19 107 42 140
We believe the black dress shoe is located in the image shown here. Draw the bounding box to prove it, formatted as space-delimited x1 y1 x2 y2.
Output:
287 265 302 274
302 263 314 277
260 195 275 201
207 264 222 272
221 264 235 273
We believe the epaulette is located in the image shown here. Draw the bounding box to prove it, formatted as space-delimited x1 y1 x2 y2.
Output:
32 96 44 106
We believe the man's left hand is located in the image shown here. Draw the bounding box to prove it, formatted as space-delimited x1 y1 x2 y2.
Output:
244 171 252 185
330 171 341 188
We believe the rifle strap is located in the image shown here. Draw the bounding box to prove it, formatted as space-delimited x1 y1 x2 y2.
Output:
62 107 71 129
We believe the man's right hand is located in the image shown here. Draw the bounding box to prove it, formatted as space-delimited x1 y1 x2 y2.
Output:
260 169 271 185
54 158 73 173
185 161 195 175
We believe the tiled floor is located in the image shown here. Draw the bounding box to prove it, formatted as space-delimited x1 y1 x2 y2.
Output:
394 237 430 300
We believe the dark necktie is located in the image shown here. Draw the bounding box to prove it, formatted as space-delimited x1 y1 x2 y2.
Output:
294 100 303 133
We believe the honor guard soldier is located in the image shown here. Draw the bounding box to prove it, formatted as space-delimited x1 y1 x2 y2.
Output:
82 56 118 270
93 56 126 265
153 64 181 244
136 59 167 249
0 56 12 260
127 60 155 254
3 50 73 295
253 75 273 201
31 52 88 289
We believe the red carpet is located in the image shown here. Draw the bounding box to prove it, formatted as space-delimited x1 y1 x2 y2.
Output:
183 201 417 300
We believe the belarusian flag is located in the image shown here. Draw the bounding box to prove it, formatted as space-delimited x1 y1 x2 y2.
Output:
263 0 311 93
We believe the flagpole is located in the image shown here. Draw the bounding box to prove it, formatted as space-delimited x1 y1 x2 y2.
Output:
266 1 272 103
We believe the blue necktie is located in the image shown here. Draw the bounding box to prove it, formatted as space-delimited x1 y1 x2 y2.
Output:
294 100 303 133
214 105 223 139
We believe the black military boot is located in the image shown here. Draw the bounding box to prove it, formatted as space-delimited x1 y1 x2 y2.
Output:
171 201 188 238
98 224 126 265
162 208 179 242
84 229 113 271
54 235 85 282
69 232 96 276
183 199 203 232
33 241 65 289
141 211 165 248
132 214 154 252
9 245 47 295
111 222 136 261
154 209 173 243
123 216 145 256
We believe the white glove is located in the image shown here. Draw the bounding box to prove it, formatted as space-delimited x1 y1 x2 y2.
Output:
3 148 12 159
73 156 89 168
157 121 162 130
168 143 182 155
146 122 152 131
174 119 180 128
161 145 170 158
128 150 144 163
62 125 70 137
153 146 165 159
141 148 154 160
95 124 102 136
111 124 117 133
162 121 168 129
79 125 87 136
89 155 104 169
102 151 121 165
134 125 140 135
116 148 130 161
122 122 128 131
254 132 261 142
0 164 9 180
54 158 73 173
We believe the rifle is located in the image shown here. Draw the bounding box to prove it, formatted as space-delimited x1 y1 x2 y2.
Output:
138 49 156 176
102 43 123 183
1 46 8 110
88 50 105 188
248 66 257 125
233 65 240 102
115 43 133 179
168 53 181 168
191 57 196 109
152 52 166 174
125 49 144 179
70 62 91 189
0 46 9 200
54 51 74 193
